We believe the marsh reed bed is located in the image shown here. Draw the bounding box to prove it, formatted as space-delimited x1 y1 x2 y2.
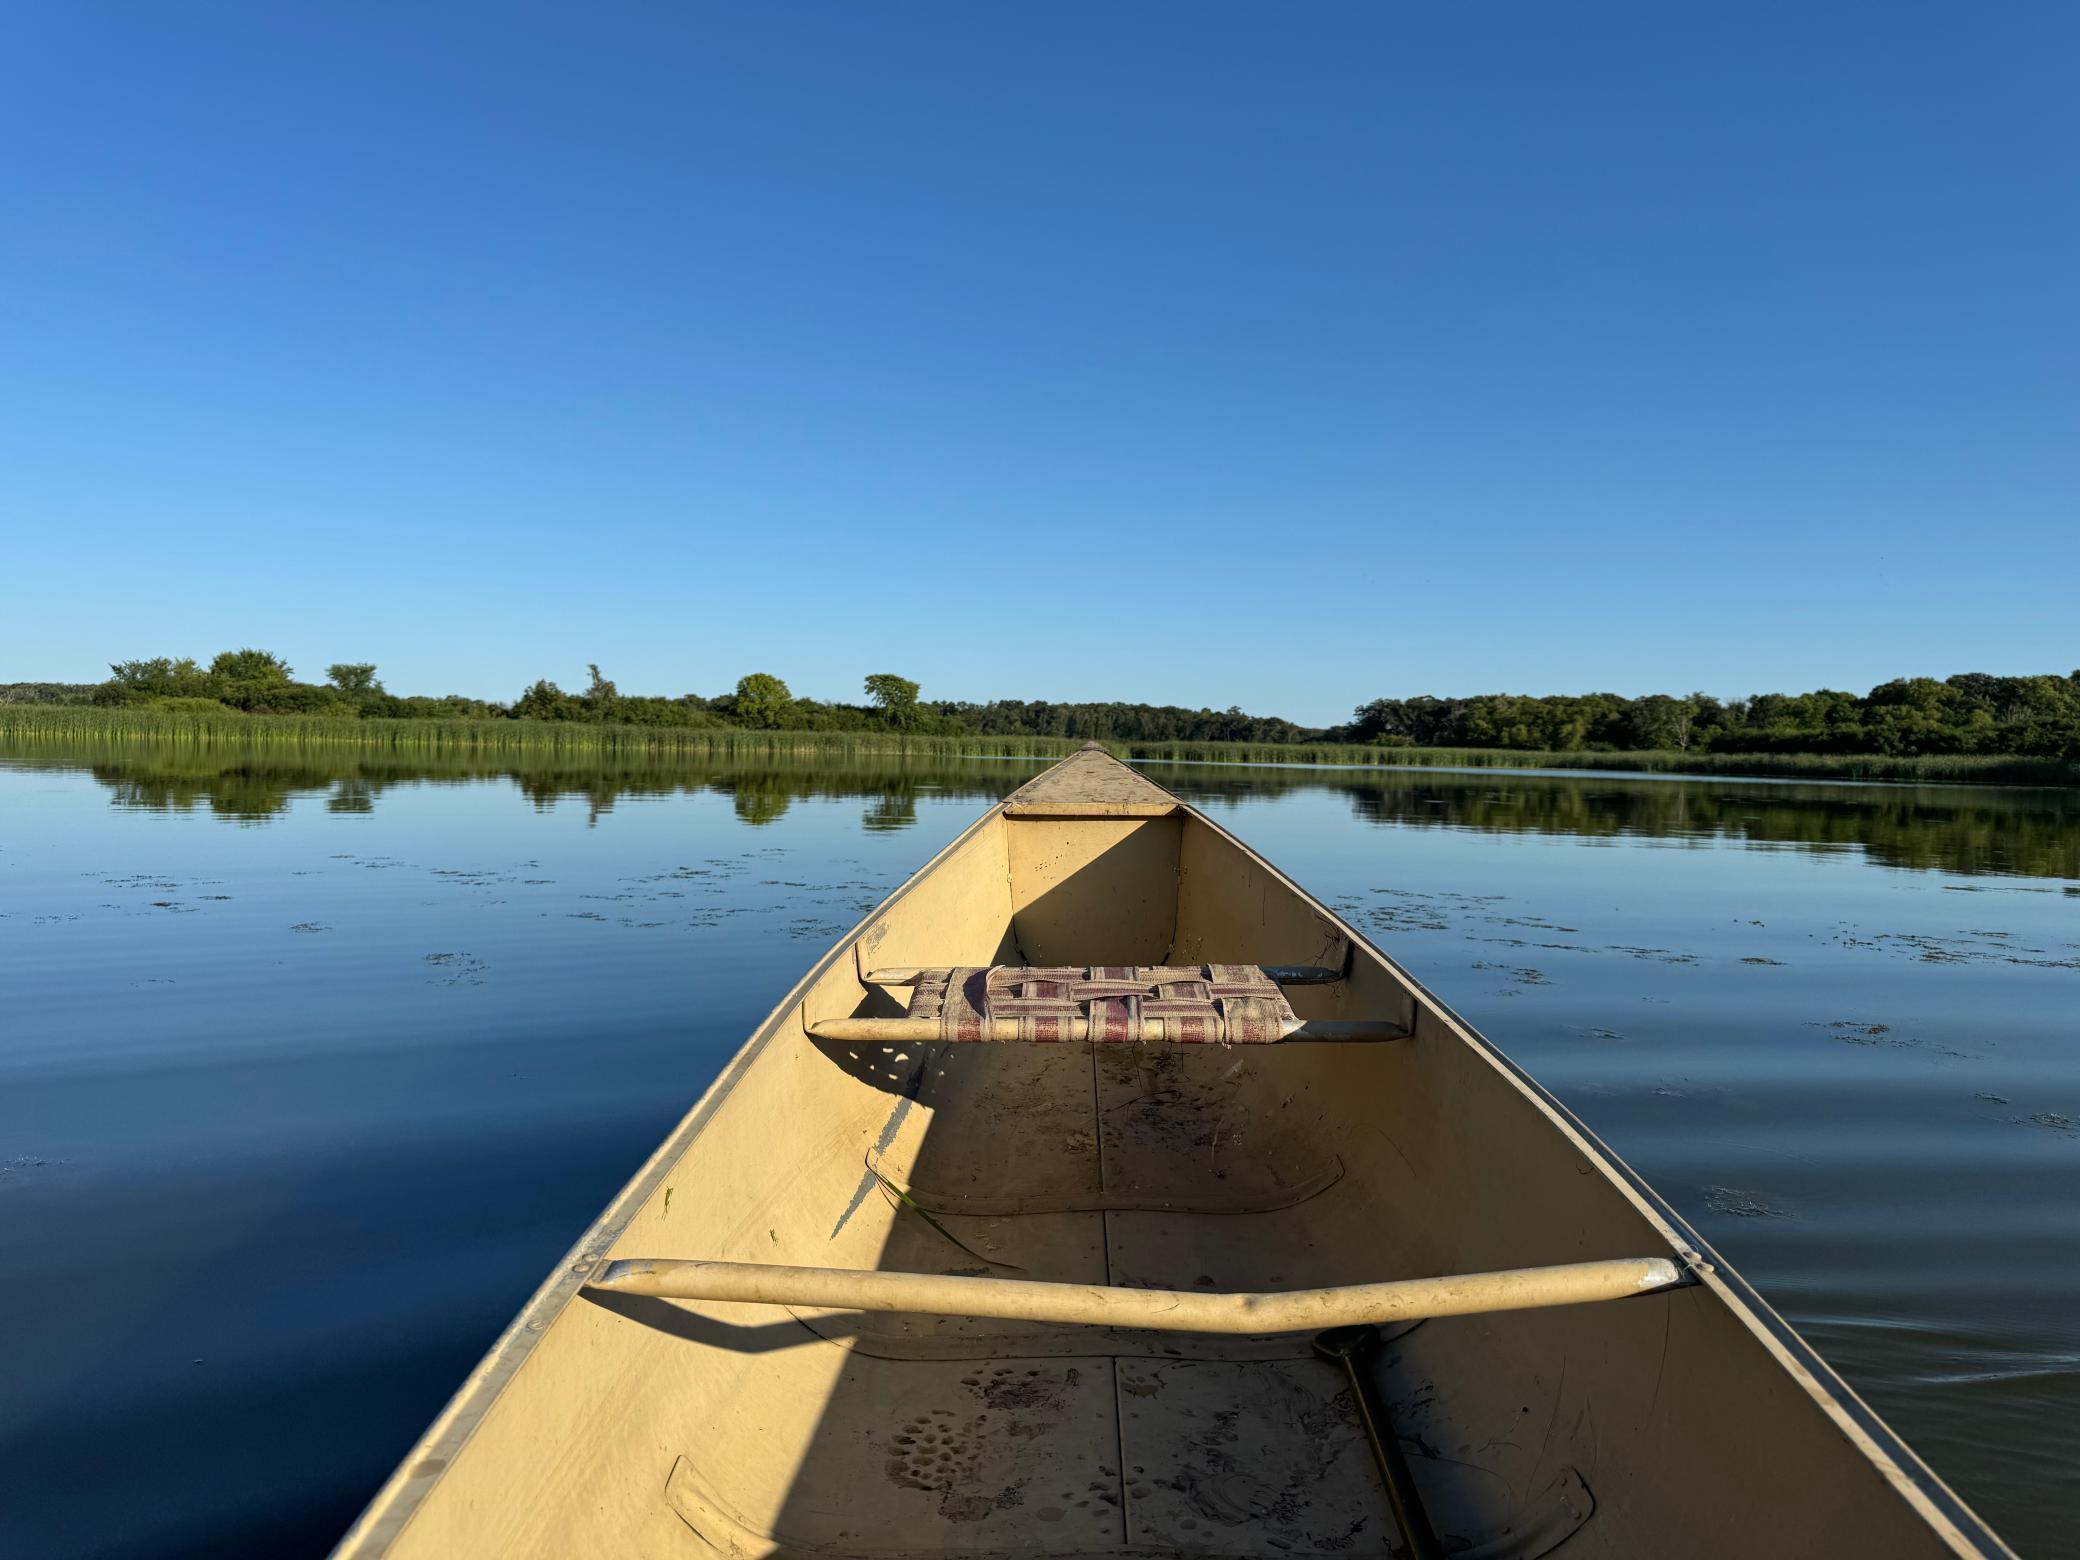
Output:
1129 739 2080 786
5 707 2075 786
0 707 1088 760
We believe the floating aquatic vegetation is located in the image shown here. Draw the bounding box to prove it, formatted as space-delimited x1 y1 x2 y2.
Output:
1702 1185 1793 1219
424 952 489 986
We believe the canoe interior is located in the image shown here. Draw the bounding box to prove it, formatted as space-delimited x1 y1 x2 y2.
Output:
339 775 2005 1558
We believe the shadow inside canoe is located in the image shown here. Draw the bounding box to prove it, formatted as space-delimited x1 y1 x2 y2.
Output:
580 1289 853 1354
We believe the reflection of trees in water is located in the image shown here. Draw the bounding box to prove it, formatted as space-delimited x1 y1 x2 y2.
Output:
862 789 919 832
100 764 322 824
29 742 2080 880
50 744 1025 833
729 776 794 827
326 779 376 814
1310 773 2080 880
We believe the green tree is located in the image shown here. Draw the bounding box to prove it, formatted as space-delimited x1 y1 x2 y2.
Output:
1630 694 1701 751
583 663 620 720
211 648 293 685
100 656 220 704
326 663 383 696
207 648 304 712
511 679 585 721
863 673 921 729
733 672 796 729
1864 677 1963 755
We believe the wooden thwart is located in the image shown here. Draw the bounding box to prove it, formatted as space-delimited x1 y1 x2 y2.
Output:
587 1255 1689 1334
810 1016 1406 1044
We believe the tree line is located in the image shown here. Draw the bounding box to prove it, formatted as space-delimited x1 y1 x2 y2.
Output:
67 652 956 734
18 651 2080 758
1339 675 2080 758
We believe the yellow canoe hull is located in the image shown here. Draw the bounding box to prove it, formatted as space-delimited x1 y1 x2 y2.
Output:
336 750 2009 1559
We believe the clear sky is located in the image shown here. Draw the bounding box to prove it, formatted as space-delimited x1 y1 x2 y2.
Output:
3 4 2074 727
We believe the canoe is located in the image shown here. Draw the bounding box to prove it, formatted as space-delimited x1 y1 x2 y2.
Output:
336 747 2011 1559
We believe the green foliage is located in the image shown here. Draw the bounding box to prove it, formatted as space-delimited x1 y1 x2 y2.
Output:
1122 739 2080 786
210 647 293 686
102 656 218 704
1335 675 2080 762
0 682 98 706
244 683 349 715
41 647 2080 773
213 652 348 715
98 649 344 715
508 669 713 728
0 704 1095 761
731 672 796 729
946 698 1315 745
361 692 502 720
583 663 619 719
610 696 718 728
149 696 238 713
326 663 383 696
1629 694 1702 752
7 702 2078 786
864 673 921 729
511 679 586 722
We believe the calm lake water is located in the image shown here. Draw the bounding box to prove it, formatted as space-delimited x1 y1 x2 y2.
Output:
2 744 2076 1556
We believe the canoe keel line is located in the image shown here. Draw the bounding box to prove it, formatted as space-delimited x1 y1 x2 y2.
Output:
335 748 2015 1559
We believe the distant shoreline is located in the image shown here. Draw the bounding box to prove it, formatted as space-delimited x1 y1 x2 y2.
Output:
4 706 2076 788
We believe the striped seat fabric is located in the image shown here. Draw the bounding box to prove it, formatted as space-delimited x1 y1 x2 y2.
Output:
903 965 1297 1045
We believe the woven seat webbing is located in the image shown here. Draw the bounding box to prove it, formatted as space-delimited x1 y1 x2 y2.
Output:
903 965 1296 1044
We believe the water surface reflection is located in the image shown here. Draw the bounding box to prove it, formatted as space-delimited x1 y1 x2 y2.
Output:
33 741 2080 879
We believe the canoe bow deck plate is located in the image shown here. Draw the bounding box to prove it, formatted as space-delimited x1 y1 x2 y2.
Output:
1000 748 1180 817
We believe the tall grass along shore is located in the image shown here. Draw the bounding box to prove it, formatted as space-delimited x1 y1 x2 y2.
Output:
0 705 1082 760
5 706 2074 786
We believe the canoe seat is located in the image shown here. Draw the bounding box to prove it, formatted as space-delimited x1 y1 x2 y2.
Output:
905 964 1297 1044
812 964 1407 1044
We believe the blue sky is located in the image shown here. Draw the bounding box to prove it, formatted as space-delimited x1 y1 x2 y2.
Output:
3 4 2074 726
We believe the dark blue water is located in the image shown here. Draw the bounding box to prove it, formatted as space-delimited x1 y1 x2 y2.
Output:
2 748 2075 1555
